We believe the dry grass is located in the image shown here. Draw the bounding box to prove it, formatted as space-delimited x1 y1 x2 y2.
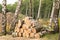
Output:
0 33 58 40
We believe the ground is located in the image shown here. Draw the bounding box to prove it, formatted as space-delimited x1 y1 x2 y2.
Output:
0 33 58 40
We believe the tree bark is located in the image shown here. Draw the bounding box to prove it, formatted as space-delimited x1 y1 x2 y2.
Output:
49 0 55 27
53 0 59 33
1 0 6 35
11 0 22 32
26 2 28 16
29 0 34 17
59 10 60 40
37 0 41 19
49 0 59 33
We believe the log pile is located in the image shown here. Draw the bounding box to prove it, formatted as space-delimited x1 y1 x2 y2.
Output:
12 17 47 38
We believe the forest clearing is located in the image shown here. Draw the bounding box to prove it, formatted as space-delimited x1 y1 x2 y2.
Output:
0 0 60 40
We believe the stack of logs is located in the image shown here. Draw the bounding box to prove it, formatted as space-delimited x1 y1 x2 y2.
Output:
12 17 45 38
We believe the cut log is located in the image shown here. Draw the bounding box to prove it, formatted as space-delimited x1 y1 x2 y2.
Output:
25 33 29 38
18 20 21 27
27 29 31 33
18 32 21 37
20 28 24 33
34 33 40 38
15 27 20 32
13 17 43 38
30 33 35 38
31 28 36 33
24 29 27 33
31 20 36 27
23 33 29 38
23 32 26 37
22 24 29 29
24 29 31 33
30 26 34 28
24 17 32 26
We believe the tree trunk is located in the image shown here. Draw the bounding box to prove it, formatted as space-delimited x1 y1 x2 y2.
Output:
37 0 41 19
1 0 6 35
11 0 22 32
53 0 59 33
49 0 59 33
29 0 34 17
49 0 55 27
47 8 51 19
59 9 60 17
26 2 28 16
59 0 60 40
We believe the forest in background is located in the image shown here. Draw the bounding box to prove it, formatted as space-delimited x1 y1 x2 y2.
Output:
0 0 55 19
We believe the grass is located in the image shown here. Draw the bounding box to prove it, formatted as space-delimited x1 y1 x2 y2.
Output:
0 33 59 40
41 33 59 40
59 18 60 28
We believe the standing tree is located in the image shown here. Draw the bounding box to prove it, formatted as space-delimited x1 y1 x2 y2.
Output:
59 8 60 40
0 4 2 12
37 0 41 19
25 1 28 16
49 0 55 27
11 0 22 32
49 0 59 32
29 0 34 17
2 0 7 35
53 0 59 33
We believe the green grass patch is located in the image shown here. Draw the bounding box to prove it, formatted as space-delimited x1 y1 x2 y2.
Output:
58 18 60 28
42 33 59 40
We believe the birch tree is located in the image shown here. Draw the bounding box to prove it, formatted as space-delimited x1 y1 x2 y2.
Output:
26 2 28 16
2 0 6 35
59 3 60 39
29 0 34 17
49 0 55 27
37 0 41 19
11 0 22 32
53 0 59 33
49 0 59 33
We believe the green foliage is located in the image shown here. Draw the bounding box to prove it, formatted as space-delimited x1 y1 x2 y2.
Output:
59 18 60 28
41 0 53 18
18 13 26 20
0 0 53 19
0 4 2 13
7 2 17 13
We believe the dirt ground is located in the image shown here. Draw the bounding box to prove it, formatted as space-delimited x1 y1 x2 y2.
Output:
0 35 42 40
